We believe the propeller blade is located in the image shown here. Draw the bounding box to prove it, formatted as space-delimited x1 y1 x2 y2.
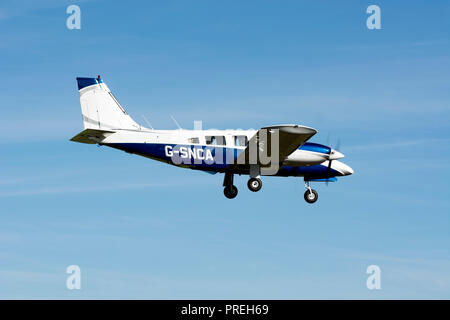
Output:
326 160 332 186
335 139 341 152
325 135 344 185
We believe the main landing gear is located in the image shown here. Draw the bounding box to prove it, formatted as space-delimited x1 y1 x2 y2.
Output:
223 171 263 199
247 164 262 192
304 181 318 204
224 185 238 199
247 177 262 192
223 170 319 204
223 172 238 199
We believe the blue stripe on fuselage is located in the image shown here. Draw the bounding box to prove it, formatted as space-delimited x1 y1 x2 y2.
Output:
107 143 243 170
106 142 342 178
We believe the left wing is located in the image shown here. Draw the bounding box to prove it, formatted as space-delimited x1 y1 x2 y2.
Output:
235 124 317 166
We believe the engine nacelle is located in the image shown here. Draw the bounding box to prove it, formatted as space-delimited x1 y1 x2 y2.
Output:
282 142 344 166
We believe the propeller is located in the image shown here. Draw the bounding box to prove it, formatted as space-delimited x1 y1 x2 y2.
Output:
335 139 341 152
326 138 344 184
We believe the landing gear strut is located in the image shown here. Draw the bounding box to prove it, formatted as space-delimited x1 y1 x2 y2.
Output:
223 172 238 199
304 181 318 204
247 164 262 192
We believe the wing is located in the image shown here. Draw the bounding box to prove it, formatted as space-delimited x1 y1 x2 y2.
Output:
235 124 317 166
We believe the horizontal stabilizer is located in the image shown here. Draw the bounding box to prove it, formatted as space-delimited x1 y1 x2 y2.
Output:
70 128 115 144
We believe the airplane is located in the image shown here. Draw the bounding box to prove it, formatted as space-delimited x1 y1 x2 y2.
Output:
71 76 354 203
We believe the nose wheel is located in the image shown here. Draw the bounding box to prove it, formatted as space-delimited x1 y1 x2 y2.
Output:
304 189 318 203
304 181 318 204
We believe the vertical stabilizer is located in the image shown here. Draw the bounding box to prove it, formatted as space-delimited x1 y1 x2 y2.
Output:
76 76 140 131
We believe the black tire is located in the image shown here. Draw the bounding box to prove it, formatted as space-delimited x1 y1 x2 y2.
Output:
304 189 318 204
247 178 262 192
224 185 238 199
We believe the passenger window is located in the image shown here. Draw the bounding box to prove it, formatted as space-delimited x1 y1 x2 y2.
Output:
206 136 225 145
188 137 199 144
234 135 248 147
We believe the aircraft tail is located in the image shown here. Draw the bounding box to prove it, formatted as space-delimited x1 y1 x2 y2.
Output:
75 76 140 131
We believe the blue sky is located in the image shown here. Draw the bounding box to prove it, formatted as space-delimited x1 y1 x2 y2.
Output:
0 0 449 299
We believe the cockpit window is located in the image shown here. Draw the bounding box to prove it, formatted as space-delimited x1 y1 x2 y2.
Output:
188 137 199 144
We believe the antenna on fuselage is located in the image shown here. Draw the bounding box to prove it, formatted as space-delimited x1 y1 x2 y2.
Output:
170 115 182 130
141 115 154 130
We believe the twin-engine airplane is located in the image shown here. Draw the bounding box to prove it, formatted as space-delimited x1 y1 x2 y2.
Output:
71 76 354 203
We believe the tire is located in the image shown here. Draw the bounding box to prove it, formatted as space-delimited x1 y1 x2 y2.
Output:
304 189 318 204
224 185 238 199
247 178 262 192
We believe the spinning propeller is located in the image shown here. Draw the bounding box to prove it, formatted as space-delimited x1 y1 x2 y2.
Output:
326 138 344 183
